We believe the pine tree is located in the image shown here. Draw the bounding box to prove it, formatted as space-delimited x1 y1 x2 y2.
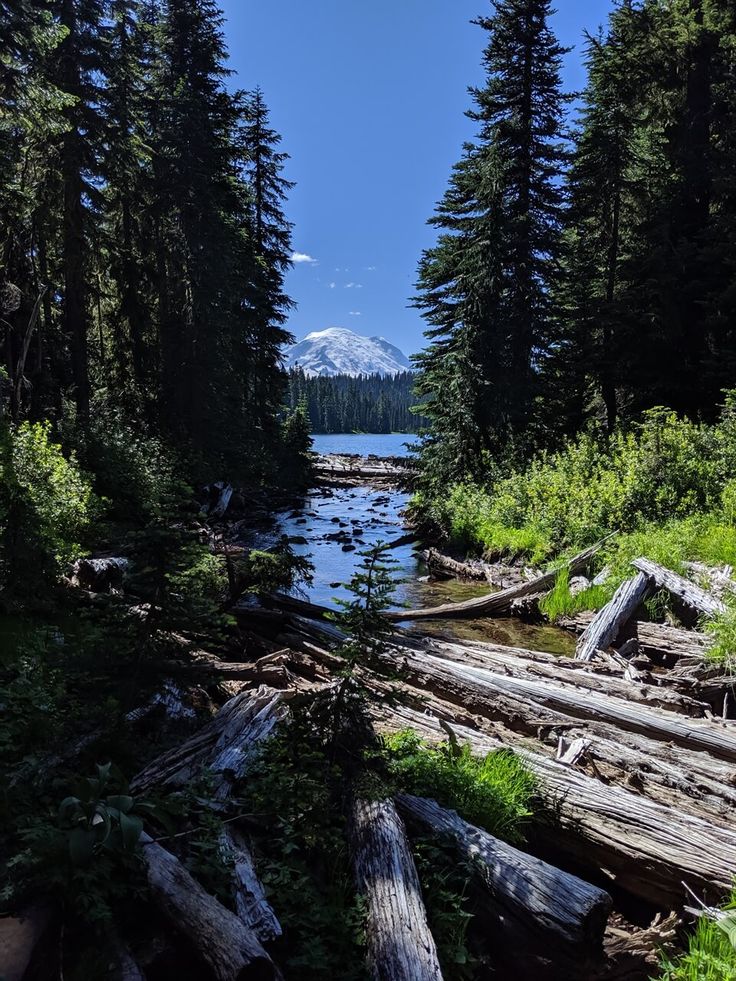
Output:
237 87 295 432
551 3 652 433
99 0 155 408
54 0 107 425
413 0 569 487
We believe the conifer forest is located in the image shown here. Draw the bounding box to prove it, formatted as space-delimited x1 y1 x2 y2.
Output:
3 2 736 979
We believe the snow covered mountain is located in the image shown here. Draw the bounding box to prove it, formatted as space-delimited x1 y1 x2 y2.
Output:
284 327 412 377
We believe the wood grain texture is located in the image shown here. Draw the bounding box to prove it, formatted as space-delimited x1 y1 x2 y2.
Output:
350 797 443 981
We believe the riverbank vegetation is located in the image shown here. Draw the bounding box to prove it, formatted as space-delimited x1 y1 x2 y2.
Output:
410 0 736 644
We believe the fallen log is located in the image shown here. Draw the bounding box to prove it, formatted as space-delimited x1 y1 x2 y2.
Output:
386 539 608 622
140 834 279 980
576 572 653 662
375 704 736 906
221 828 282 943
350 797 443 981
401 647 736 762
132 686 287 796
396 793 611 953
422 548 489 582
632 557 726 618
374 658 736 824
559 612 709 664
417 635 709 716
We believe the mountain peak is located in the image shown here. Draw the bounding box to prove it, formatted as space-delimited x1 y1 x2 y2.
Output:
285 327 411 378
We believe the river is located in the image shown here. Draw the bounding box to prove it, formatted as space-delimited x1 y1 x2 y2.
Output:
253 432 573 655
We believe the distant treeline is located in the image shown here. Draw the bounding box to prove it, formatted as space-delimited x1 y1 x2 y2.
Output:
287 370 429 434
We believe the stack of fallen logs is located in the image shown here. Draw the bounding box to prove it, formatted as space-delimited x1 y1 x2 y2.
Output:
88 546 735 980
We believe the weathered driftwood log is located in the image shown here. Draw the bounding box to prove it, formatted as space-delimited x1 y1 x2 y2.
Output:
559 612 709 663
396 794 611 953
422 548 489 582
388 643 736 761
140 835 279 980
314 453 410 487
350 797 443 981
386 539 607 622
416 635 708 716
575 572 653 662
632 557 726 618
221 828 282 943
683 561 736 598
380 658 736 824
132 686 287 795
376 706 736 906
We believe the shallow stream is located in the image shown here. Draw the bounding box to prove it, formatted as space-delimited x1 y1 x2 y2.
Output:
245 433 574 655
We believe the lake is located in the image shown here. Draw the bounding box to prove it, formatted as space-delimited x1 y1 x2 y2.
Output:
311 433 415 457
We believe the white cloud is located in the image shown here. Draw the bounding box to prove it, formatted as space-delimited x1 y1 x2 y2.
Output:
328 282 336 289
345 282 363 289
365 266 377 271
349 310 362 316
291 251 317 264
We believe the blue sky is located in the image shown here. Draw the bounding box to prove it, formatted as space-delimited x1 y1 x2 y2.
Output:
221 0 613 357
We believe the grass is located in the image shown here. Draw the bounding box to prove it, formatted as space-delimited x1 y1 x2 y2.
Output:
655 894 736 980
538 569 610 621
704 602 736 673
382 729 538 844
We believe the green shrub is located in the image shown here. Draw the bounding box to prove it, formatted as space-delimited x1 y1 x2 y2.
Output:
83 407 184 520
0 420 97 592
413 401 736 578
382 730 537 844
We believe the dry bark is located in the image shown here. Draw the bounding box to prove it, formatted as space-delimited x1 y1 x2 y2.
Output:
221 828 282 943
350 797 443 981
140 835 279 981
386 540 608 622
131 685 288 796
396 794 612 953
559 612 709 663
576 572 654 662
422 548 489 582
632 557 726 618
375 704 736 906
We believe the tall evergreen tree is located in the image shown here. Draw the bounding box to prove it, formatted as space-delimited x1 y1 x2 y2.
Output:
413 0 569 487
55 0 107 425
237 87 295 431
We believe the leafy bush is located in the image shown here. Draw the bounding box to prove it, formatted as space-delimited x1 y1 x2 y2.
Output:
82 406 185 520
415 405 736 565
0 420 97 592
382 730 537 844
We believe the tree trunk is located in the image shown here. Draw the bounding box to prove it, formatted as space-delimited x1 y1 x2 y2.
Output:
375 704 736 907
387 540 608 622
220 828 282 944
575 572 653 662
350 797 443 981
131 685 288 796
559 613 709 664
396 794 611 953
140 835 279 981
632 557 725 617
